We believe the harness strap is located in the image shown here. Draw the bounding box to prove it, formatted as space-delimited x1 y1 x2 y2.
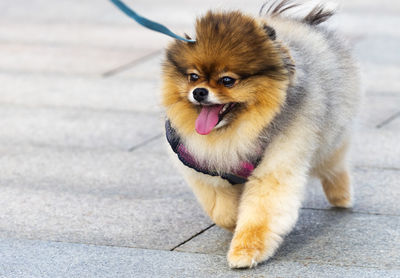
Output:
165 120 258 185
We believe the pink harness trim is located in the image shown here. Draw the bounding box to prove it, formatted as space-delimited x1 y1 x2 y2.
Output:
166 120 260 185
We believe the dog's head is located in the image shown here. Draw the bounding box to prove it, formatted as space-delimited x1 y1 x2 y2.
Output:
162 11 292 137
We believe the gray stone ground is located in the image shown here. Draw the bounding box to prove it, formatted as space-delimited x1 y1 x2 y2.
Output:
0 0 399 277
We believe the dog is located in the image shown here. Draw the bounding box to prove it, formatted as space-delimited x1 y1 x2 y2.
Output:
161 0 361 268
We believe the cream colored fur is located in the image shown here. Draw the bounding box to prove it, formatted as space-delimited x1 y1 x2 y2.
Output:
163 4 361 269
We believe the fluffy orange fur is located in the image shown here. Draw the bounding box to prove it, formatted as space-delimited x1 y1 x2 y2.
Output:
161 6 359 269
162 11 291 143
186 175 243 231
316 141 353 207
162 10 297 269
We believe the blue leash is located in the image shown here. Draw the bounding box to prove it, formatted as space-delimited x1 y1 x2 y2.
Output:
109 0 195 43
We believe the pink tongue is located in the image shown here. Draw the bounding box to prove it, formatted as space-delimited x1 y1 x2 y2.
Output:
195 105 224 135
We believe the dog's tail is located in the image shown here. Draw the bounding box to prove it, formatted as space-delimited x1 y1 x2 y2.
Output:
259 0 337 26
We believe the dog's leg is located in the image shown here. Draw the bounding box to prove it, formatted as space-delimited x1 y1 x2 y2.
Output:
317 140 353 208
227 169 306 268
187 175 243 232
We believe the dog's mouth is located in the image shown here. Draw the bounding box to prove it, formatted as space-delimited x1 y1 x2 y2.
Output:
195 103 237 135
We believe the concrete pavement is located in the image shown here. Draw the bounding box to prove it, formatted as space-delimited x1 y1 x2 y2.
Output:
0 0 399 277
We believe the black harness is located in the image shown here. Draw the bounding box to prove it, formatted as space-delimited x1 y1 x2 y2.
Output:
165 120 261 185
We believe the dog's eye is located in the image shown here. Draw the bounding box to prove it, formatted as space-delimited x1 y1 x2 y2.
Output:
189 73 199 82
220 76 236 88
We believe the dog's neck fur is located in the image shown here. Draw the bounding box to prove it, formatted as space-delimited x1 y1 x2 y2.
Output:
174 98 283 174
171 77 308 176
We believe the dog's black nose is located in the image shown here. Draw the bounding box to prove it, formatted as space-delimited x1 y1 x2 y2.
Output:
193 88 208 102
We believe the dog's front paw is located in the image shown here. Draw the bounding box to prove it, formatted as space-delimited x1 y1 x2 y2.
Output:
227 225 283 268
227 245 260 268
227 226 272 269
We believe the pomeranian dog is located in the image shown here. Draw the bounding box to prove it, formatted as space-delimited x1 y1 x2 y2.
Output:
162 0 360 268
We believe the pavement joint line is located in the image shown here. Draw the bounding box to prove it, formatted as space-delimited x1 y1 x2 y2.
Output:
355 165 400 171
376 111 400 128
167 248 400 271
300 207 400 217
343 8 400 17
0 68 111 78
0 39 144 51
271 258 400 271
0 141 133 153
0 69 158 79
366 91 400 97
0 236 180 253
0 102 160 117
170 224 216 251
128 133 163 152
102 49 162 78
166 248 400 271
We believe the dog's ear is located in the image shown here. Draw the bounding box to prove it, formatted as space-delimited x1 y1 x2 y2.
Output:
263 24 276 40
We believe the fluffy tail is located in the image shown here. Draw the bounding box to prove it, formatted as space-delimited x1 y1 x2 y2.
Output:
259 0 336 26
